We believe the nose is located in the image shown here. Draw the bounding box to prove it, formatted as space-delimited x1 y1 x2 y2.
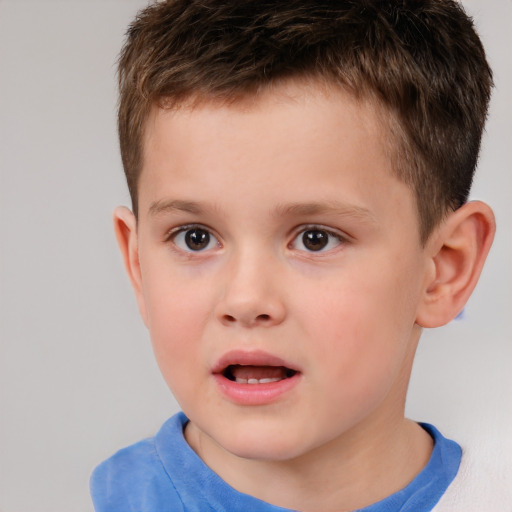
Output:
215 251 286 328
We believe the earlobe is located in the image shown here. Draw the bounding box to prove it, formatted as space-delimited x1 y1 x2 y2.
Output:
416 201 495 328
113 206 148 326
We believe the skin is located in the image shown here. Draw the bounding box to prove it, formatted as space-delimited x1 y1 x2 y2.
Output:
115 81 495 511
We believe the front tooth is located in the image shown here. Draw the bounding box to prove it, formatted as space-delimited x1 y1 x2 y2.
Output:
235 377 283 384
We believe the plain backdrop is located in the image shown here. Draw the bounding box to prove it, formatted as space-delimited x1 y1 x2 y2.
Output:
0 1 511 511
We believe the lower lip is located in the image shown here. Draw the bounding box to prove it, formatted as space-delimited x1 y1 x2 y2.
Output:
213 373 301 405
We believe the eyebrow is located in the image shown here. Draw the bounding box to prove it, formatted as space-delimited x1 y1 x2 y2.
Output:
148 199 205 216
148 198 377 224
273 201 378 224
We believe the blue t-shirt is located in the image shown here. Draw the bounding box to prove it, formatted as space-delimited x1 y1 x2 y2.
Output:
90 413 461 512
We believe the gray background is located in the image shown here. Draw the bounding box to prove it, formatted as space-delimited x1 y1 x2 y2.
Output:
0 1 510 511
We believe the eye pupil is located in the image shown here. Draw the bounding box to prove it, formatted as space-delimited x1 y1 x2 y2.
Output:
185 229 210 250
302 230 328 251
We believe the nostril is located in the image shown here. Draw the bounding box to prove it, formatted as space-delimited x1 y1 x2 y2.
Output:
223 313 271 323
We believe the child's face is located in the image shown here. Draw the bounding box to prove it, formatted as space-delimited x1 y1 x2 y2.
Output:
130 82 431 462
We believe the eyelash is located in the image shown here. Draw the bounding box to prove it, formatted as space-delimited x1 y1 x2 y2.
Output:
165 224 347 255
165 224 222 254
289 225 346 254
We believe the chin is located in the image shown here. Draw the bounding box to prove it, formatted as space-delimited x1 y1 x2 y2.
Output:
226 441 303 462
214 424 312 462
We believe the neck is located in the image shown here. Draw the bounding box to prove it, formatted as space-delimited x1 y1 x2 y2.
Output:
185 412 433 512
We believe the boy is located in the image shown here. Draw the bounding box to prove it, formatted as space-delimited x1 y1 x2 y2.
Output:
91 1 495 510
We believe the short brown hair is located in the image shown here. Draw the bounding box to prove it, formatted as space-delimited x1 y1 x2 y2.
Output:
117 0 492 242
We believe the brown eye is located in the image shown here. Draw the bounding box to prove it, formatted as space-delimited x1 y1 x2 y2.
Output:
302 230 329 251
184 228 210 250
291 227 343 253
172 226 218 252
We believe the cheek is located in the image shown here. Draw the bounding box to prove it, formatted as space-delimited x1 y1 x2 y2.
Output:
298 259 420 384
143 255 215 332
141 268 215 388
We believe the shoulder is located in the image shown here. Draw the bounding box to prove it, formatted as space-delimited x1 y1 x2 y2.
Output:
90 417 185 512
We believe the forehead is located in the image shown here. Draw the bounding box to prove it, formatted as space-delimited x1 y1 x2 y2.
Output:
143 79 391 156
138 80 415 233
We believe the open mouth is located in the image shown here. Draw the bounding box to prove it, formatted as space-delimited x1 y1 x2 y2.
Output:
222 365 297 384
213 353 301 404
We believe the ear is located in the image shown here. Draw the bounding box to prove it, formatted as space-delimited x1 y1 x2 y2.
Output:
113 206 148 326
416 201 495 328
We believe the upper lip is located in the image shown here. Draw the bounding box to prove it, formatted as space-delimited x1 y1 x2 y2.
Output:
212 349 301 375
